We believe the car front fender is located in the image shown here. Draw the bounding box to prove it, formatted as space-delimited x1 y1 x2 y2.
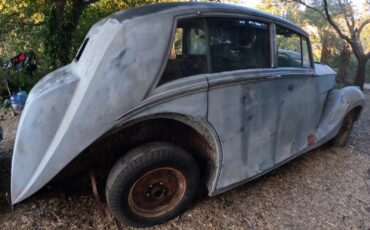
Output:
316 86 365 143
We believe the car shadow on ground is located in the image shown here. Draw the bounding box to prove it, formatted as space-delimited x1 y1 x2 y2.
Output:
0 145 343 211
0 146 313 212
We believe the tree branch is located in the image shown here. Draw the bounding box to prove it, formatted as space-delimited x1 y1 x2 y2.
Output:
348 2 356 31
289 0 325 17
358 18 370 35
338 0 355 35
288 0 330 26
83 0 99 8
322 0 352 44
344 0 356 29
290 0 353 44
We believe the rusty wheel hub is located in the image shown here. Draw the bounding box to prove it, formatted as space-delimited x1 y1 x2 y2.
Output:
128 167 186 217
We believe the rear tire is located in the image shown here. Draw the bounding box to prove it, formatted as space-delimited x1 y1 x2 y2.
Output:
106 142 199 227
331 111 355 147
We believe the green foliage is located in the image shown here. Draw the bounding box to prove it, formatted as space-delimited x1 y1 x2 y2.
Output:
0 0 55 98
258 0 370 84
6 70 39 93
0 0 166 99
0 0 369 101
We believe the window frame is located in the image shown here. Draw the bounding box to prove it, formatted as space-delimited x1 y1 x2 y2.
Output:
301 36 311 68
206 17 272 73
155 13 274 88
274 23 314 69
157 17 210 86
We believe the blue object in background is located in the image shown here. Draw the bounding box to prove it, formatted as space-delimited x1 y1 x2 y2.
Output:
11 90 28 112
17 90 27 105
10 92 17 110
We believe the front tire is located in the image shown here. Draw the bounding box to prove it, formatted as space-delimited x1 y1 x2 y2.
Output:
106 142 200 227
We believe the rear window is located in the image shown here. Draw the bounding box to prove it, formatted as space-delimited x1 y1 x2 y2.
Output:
159 19 208 85
75 38 89 61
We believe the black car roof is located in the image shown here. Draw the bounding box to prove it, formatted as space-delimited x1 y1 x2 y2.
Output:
109 2 307 36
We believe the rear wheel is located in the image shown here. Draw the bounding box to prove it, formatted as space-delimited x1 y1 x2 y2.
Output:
331 111 355 147
106 142 199 227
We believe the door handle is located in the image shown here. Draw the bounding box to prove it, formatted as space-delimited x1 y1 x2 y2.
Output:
267 74 281 79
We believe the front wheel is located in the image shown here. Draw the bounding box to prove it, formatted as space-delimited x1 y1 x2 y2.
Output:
106 142 200 227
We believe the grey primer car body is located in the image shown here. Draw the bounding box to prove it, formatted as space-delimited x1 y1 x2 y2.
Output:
11 2 365 205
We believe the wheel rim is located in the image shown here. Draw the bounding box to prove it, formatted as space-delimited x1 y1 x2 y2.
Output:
128 167 187 218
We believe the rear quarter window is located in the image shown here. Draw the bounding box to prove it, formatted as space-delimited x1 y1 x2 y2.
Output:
75 38 89 62
159 19 208 85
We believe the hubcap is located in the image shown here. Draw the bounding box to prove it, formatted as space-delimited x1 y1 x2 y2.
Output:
128 167 186 217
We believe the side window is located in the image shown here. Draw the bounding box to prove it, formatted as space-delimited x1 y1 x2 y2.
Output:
159 19 208 85
207 18 270 72
276 26 311 68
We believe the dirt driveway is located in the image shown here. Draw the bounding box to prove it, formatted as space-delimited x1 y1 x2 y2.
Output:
0 91 369 230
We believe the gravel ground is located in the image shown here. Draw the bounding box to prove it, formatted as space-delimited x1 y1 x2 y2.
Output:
348 90 370 154
0 91 369 230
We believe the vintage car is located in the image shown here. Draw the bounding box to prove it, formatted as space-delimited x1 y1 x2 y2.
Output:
11 2 365 227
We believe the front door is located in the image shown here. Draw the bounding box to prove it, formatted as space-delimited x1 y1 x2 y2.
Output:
273 25 318 163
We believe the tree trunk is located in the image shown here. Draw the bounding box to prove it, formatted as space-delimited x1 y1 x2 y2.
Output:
58 0 86 65
47 0 67 68
353 58 368 90
47 0 98 68
320 32 332 64
337 43 351 84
